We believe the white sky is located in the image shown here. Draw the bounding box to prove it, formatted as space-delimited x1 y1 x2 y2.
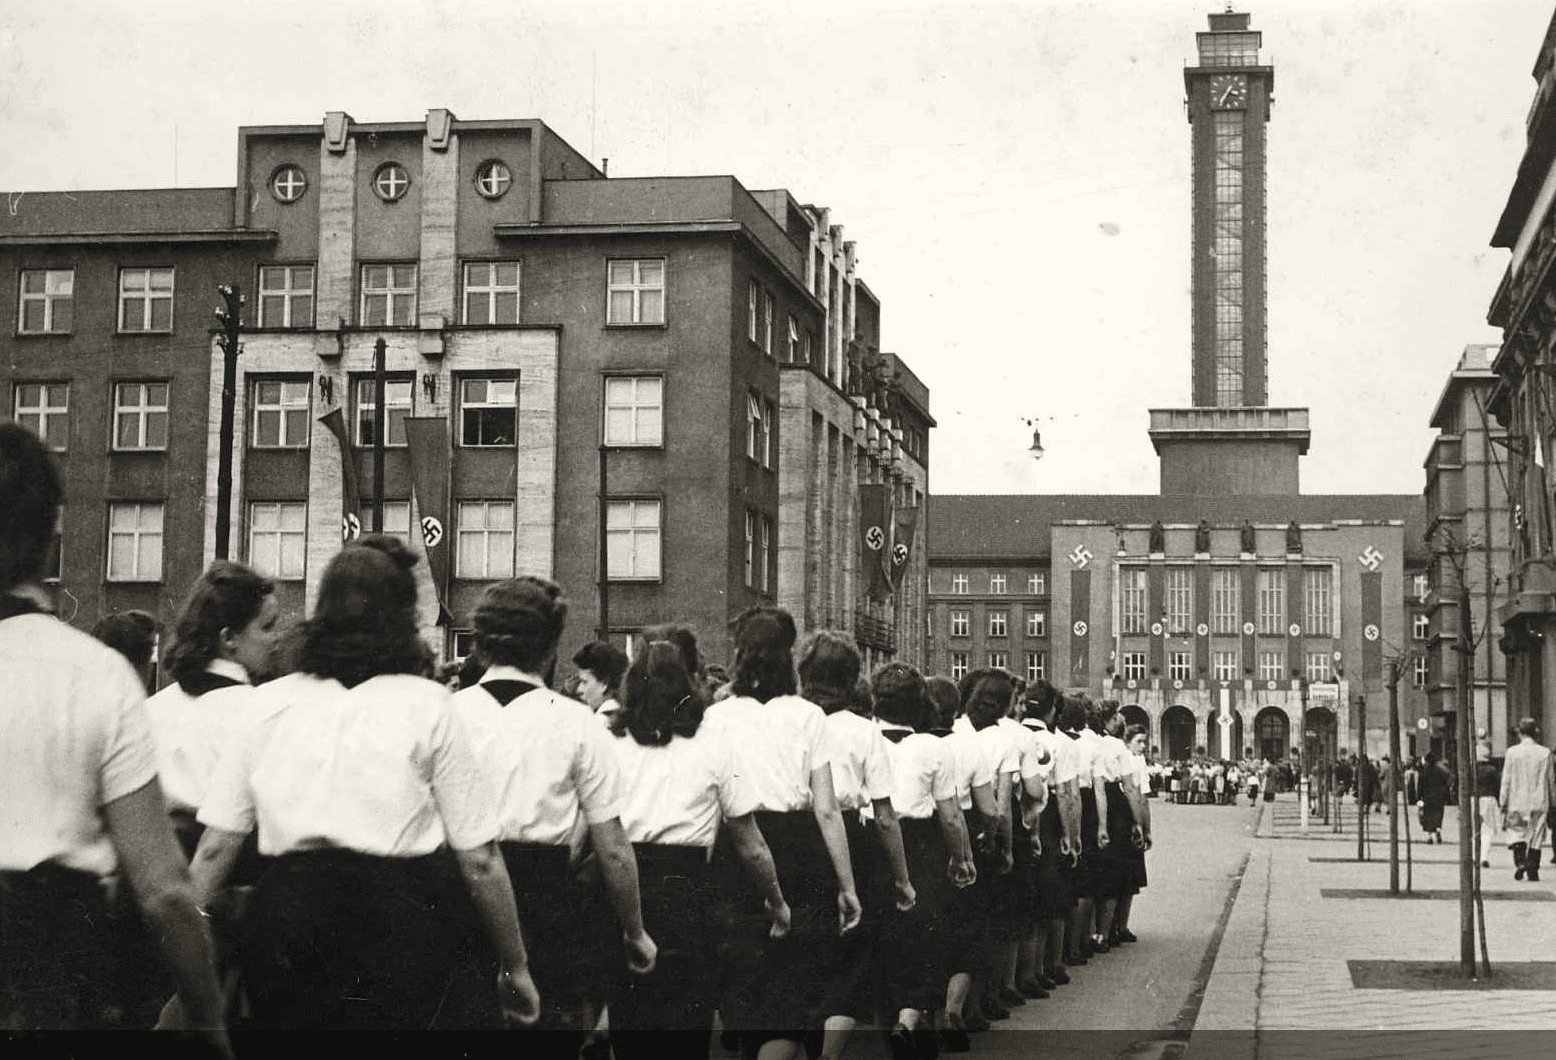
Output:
3 0 1548 497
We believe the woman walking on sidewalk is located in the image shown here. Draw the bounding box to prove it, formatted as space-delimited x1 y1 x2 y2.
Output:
1501 718 1555 882
1417 752 1452 844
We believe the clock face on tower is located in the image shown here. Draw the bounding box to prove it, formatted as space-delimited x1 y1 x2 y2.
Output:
1210 74 1248 110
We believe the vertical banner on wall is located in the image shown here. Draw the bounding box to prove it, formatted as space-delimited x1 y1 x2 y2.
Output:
858 484 892 599
1241 560 1259 687
404 417 452 626
1361 568 1383 684
1286 563 1305 684
888 505 917 592
1147 564 1165 679
318 408 362 542
1070 568 1091 681
1195 560 1212 682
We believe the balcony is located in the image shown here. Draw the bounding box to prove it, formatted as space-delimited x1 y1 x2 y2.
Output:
854 613 897 653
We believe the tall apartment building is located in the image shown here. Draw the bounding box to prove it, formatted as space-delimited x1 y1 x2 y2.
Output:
1 110 931 674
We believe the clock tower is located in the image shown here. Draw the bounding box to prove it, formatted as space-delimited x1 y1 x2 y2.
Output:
1149 9 1309 495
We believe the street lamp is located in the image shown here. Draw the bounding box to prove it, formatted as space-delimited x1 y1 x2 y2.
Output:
213 284 244 560
1022 417 1045 460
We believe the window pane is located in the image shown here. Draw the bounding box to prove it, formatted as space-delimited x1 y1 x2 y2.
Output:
252 504 278 531
393 265 416 288
636 408 661 446
110 504 137 530
285 410 307 444
495 263 519 286
44 417 68 450
604 408 632 444
466 263 490 287
255 411 280 447
608 261 634 285
46 384 68 406
137 535 161 579
493 292 518 323
281 504 307 531
640 289 664 323
608 290 633 322
116 414 140 449
280 534 305 578
488 533 514 577
467 291 490 323
256 381 281 405
363 265 387 288
251 535 278 575
149 269 173 291
21 302 45 331
110 535 135 577
639 261 663 285
487 503 513 530
150 299 172 330
463 379 488 404
391 298 413 326
122 298 145 329
363 294 386 326
145 412 168 448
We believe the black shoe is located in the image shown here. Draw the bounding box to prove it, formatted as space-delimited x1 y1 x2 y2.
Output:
1017 978 1051 999
914 1018 940 1060
941 1012 971 1053
1091 936 1110 955
889 1024 916 1060
997 986 1026 1007
1047 967 1071 985
1067 952 1088 966
962 1009 990 1034
1483 860 1491 868
981 1000 1010 1021
1115 928 1138 943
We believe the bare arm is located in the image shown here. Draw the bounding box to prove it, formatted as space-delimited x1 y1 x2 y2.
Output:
588 817 656 973
870 797 915 911
1058 778 1082 861
934 796 976 887
1094 772 1110 847
188 825 247 909
104 780 230 1055
809 765 862 933
724 813 790 935
453 841 540 1026
1122 771 1149 844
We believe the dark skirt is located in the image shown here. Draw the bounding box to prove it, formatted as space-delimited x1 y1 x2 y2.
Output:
1419 802 1446 833
239 847 468 1030
1098 782 1140 900
608 843 719 1060
1031 793 1075 921
1074 787 1102 898
1 861 162 1030
501 842 607 1032
718 808 848 1045
875 816 958 1013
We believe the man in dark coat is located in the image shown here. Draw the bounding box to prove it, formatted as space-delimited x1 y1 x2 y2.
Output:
1417 752 1452 842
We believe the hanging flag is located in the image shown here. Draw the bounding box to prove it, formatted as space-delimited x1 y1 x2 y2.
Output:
317 408 362 542
404 417 453 626
889 505 918 591
858 484 891 599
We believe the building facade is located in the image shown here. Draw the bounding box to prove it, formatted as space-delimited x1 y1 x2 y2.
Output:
2 110 931 676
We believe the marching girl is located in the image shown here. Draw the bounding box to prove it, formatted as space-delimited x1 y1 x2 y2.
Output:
1017 680 1081 994
871 663 976 1060
1060 695 1104 966
1110 723 1153 946
451 577 655 1050
1092 705 1149 953
1 423 228 1050
605 640 789 1059
993 691 1051 1006
798 631 914 1060
702 606 862 1060
190 537 538 1029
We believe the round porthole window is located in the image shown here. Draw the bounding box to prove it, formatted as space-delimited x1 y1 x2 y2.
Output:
270 164 307 203
373 163 410 202
475 159 512 199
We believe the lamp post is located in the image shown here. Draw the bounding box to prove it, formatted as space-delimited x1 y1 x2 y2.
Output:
1022 417 1045 460
372 337 386 532
213 285 244 560
1299 671 1310 833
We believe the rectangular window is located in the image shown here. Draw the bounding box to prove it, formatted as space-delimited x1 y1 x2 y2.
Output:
248 501 307 580
606 499 662 581
1121 652 1147 681
452 630 477 664
748 281 759 342
1025 652 1045 682
990 573 1007 594
1213 650 1239 681
1026 611 1046 637
1305 652 1333 683
950 652 969 681
456 500 516 579
118 267 174 332
361 263 418 327
113 382 169 451
1412 573 1431 602
361 500 411 543
745 511 755 588
1304 567 1333 637
1121 567 1147 634
1413 655 1429 688
1258 651 1284 683
355 378 413 447
460 376 518 447
989 651 1008 670
462 262 520 325
787 316 800 362
13 383 69 451
763 291 775 355
1028 573 1045 595
19 269 73 333
760 516 772 593
1165 567 1193 634
1257 569 1285 635
746 393 765 462
1212 568 1240 634
107 501 163 581
989 610 1007 638
763 400 775 469
952 573 968 595
950 610 969 637
251 380 310 448
1168 651 1192 682
258 265 315 328
1413 614 1430 641
604 375 663 447
608 259 665 325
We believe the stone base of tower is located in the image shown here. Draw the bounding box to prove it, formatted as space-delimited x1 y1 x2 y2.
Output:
1149 407 1311 497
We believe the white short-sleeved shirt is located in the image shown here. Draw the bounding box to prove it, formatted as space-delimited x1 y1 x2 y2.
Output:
1074 728 1107 787
453 666 625 846
1025 720 1080 789
2 613 157 876
1133 752 1150 792
879 724 957 820
597 699 622 728
823 709 896 811
701 693 831 814
199 672 497 857
998 716 1048 783
1097 733 1133 784
609 726 756 847
145 658 260 814
940 728 991 811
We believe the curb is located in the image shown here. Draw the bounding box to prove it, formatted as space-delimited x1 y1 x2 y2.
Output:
1183 842 1270 1060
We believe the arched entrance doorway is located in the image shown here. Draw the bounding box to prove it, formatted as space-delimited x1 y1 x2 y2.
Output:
1163 705 1196 762
1255 707 1290 763
1304 706 1338 766
1121 704 1150 745
1207 709 1244 762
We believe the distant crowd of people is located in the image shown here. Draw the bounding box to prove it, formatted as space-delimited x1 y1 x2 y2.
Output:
1147 758 1285 806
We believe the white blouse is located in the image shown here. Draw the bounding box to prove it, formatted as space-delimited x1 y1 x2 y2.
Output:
199 672 498 857
1097 733 1134 784
453 666 625 846
609 726 756 848
701 693 831 814
939 728 991 811
823 709 896 812
1074 727 1106 787
1025 720 1080 788
145 658 259 814
1 614 157 876
879 725 957 820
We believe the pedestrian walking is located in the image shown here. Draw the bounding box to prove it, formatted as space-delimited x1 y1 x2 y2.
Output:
1474 742 1503 869
1501 718 1556 882
1 423 230 1050
189 537 539 1031
1417 752 1452 843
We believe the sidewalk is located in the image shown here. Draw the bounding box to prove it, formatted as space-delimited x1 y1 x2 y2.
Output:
1187 793 1556 1058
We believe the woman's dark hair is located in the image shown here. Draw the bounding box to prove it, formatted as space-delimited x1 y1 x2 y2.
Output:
473 576 567 672
1124 723 1147 745
0 424 63 593
873 662 929 730
297 536 431 688
1089 698 1120 734
960 667 1015 731
797 630 861 716
730 605 798 703
573 641 630 694
850 678 874 718
613 640 705 746
1057 694 1090 734
640 624 701 679
925 676 960 731
92 610 159 672
1022 678 1062 724
166 561 275 683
